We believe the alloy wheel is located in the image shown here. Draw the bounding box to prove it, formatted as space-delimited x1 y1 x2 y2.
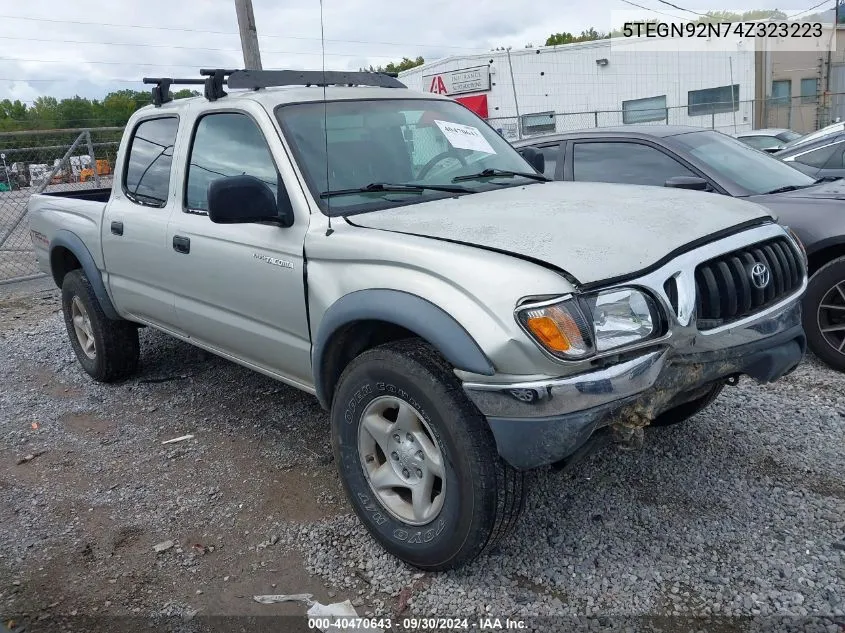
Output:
357 396 446 526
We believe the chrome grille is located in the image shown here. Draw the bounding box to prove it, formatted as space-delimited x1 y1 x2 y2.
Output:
694 236 804 330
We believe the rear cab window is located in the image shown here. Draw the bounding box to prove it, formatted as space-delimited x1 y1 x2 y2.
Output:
123 117 179 207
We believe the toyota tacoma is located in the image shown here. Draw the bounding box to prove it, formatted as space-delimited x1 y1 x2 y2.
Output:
27 69 808 570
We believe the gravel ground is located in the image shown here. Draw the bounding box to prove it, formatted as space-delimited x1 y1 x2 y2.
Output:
1 282 844 633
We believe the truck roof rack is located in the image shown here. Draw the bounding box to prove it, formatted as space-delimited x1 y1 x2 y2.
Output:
142 68 406 107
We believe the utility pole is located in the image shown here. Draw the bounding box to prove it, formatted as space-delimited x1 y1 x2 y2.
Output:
234 0 263 70
505 47 522 139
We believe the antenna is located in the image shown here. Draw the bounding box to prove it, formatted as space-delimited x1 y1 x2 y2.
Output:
319 0 333 236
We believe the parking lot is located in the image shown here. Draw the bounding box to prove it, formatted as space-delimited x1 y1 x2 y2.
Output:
0 278 843 632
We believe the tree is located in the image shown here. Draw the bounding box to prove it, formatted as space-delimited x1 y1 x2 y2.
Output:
173 89 201 100
379 56 425 74
545 28 608 46
697 9 787 22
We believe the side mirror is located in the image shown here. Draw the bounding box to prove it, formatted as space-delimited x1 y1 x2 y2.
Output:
208 175 294 227
664 176 709 191
519 147 545 175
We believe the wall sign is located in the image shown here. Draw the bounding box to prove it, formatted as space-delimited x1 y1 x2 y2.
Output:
423 65 491 96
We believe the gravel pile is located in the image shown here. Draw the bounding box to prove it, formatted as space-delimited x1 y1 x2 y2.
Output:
0 287 843 631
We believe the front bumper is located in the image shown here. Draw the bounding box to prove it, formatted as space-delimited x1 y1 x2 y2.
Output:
463 296 805 470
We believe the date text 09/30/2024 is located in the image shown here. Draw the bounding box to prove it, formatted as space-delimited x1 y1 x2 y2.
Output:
307 617 528 630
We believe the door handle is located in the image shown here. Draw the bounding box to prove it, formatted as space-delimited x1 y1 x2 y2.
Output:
110 221 123 236
172 235 191 254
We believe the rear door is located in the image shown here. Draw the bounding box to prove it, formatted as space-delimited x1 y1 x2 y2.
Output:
101 115 182 331
166 104 312 386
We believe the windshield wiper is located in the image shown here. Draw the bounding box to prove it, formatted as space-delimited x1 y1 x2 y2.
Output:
763 184 813 195
814 176 844 184
452 168 549 183
320 182 471 199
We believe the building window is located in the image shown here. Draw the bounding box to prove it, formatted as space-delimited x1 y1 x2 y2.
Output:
801 78 819 104
771 80 792 106
622 95 667 124
688 84 740 116
520 112 555 136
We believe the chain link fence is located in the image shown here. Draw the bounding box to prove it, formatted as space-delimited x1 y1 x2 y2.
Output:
488 94 845 141
0 127 122 285
1 95 842 286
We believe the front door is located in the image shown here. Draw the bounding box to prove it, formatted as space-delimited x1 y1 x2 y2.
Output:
166 110 312 386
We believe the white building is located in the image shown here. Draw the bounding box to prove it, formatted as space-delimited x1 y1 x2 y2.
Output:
399 37 757 140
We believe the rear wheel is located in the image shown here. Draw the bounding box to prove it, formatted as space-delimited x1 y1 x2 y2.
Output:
804 256 845 372
650 382 724 427
331 339 524 570
61 269 140 382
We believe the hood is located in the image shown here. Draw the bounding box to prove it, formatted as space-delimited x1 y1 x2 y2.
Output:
348 181 773 285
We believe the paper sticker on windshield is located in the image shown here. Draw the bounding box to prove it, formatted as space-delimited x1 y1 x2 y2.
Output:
434 120 496 154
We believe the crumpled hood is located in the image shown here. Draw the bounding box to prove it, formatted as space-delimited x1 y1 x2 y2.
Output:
348 181 773 284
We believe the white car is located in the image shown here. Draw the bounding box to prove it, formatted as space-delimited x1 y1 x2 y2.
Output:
733 128 802 152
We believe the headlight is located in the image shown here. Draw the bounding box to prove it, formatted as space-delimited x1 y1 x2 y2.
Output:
584 289 657 352
517 288 659 359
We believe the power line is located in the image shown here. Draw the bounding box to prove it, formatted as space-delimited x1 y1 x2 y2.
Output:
622 0 833 21
0 48 403 69
0 13 483 50
0 34 243 52
0 77 142 83
617 0 691 21
653 0 708 17
0 35 427 60
0 58 232 69
790 0 832 19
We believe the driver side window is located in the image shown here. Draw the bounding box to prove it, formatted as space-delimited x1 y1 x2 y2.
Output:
185 112 279 214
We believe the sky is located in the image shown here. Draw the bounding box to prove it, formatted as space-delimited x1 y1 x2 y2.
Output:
0 0 832 103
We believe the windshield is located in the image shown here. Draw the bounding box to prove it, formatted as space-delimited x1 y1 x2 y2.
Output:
275 98 539 215
777 130 802 142
672 130 815 194
780 122 845 150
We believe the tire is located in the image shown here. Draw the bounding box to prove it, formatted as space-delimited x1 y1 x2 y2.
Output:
61 269 140 382
803 256 845 372
650 382 724 428
331 339 525 571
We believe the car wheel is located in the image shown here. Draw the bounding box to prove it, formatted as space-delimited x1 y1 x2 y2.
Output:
650 383 724 427
804 256 845 372
61 269 140 382
331 339 525 571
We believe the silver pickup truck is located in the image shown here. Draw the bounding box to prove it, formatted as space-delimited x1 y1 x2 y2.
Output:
28 69 808 571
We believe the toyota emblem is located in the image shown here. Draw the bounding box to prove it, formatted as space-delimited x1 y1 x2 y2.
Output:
749 262 770 289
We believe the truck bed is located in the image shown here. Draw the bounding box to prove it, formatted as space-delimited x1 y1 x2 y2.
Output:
42 188 111 203
27 189 111 280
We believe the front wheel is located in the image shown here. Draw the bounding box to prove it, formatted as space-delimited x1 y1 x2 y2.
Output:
331 339 524 571
804 256 845 372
